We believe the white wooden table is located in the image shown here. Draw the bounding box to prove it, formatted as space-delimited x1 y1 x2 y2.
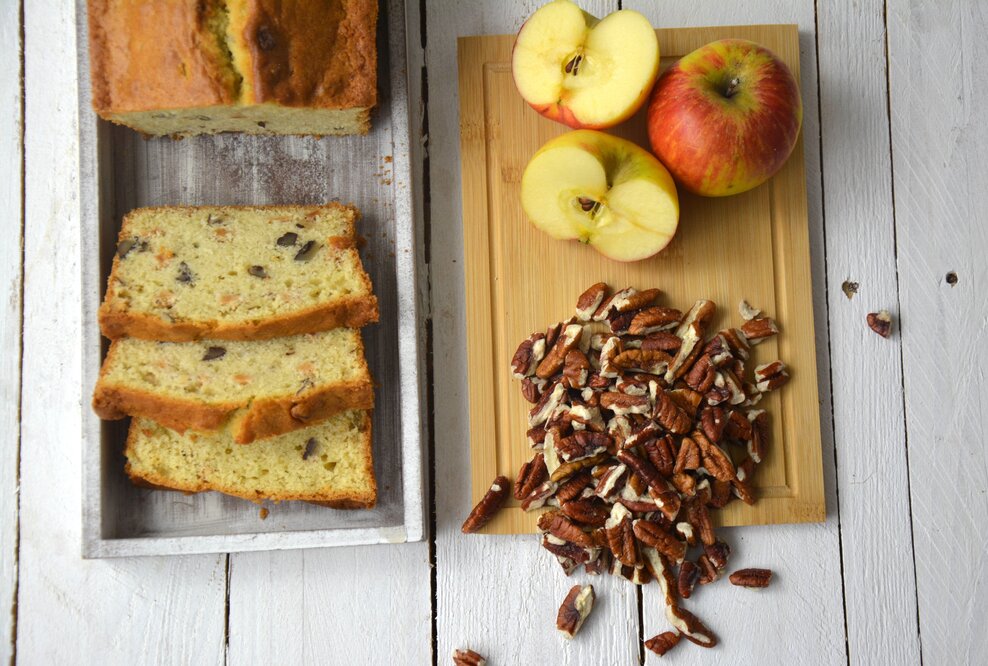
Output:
2 0 985 663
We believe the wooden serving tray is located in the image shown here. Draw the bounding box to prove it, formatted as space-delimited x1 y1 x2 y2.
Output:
458 24 825 533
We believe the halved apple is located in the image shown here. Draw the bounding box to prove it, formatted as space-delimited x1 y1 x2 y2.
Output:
521 130 679 262
512 0 659 129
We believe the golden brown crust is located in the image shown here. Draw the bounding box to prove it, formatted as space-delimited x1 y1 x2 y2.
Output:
87 0 237 115
99 294 379 342
239 0 378 110
123 412 377 507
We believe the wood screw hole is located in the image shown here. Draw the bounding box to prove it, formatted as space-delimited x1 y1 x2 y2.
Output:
946 271 958 286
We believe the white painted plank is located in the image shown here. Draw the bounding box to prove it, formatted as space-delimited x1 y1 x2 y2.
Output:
427 1 642 663
887 2 988 664
16 2 227 663
624 1 847 661
0 0 22 662
815 0 921 662
228 545 432 663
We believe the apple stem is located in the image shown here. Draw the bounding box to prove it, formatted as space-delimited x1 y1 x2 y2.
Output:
725 77 741 98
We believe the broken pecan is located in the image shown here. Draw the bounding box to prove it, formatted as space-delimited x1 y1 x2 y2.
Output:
629 307 682 335
668 607 718 648
452 649 486 666
696 554 721 585
738 299 761 321
520 377 544 403
678 560 700 599
593 463 628 501
555 470 594 504
741 316 779 345
604 503 638 566
562 497 610 527
729 568 773 588
461 475 510 533
575 282 608 321
612 287 661 313
562 349 591 388
538 510 594 548
633 519 686 563
557 585 596 639
867 310 892 338
754 360 789 392
704 540 732 571
536 323 583 378
644 631 681 657
511 333 545 379
733 457 757 505
514 453 547 500
550 452 608 483
641 331 682 353
520 480 557 511
557 431 611 463
599 391 651 416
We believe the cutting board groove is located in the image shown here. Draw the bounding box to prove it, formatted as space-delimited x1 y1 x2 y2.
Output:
459 24 825 533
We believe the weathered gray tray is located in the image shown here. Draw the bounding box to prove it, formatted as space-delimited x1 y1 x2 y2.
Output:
77 0 426 558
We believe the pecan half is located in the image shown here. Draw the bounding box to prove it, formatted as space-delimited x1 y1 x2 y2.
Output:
541 533 594 565
528 381 566 427
452 649 486 666
730 568 773 588
754 360 789 392
520 377 545 403
675 436 701 473
461 475 510 533
684 354 717 392
555 470 594 504
699 405 727 443
629 307 682 335
557 431 611 462
641 331 682 353
867 310 892 338
550 452 608 483
612 348 673 375
678 560 700 599
593 463 628 501
604 503 638 566
600 391 651 416
557 585 596 639
642 435 676 477
685 497 716 546
741 316 779 345
633 519 686 563
562 349 591 388
708 479 733 508
593 287 635 321
598 336 623 378
514 453 547 500
612 287 661 313
562 497 610 527
644 631 681 657
668 607 718 648
536 324 583 378
538 510 594 548
704 540 732 571
653 392 692 434
733 457 757 505
692 430 737 482
511 333 545 379
575 283 608 321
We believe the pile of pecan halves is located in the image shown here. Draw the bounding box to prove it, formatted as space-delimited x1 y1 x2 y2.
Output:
462 283 786 657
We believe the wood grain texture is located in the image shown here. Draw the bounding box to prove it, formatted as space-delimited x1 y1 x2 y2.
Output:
17 1 228 663
887 1 988 663
816 0 921 661
228 545 432 664
625 2 846 662
0 0 22 661
460 26 825 534
429 2 641 664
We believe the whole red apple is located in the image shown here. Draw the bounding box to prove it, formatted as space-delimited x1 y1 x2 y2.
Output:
647 39 802 197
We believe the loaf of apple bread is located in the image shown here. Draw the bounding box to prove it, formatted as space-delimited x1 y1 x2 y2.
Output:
99 204 378 342
126 410 377 508
92 328 374 443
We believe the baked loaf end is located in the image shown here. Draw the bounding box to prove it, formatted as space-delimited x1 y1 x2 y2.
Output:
92 328 374 443
87 0 378 137
125 410 377 507
99 204 378 342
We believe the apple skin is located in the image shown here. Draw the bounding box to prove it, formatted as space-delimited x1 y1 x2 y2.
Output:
647 39 802 197
521 129 680 262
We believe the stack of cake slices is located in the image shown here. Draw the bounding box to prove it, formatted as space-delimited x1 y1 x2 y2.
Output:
92 204 379 509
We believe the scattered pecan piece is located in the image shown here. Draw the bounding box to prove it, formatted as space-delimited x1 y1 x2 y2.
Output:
644 631 681 656
593 463 628 501
668 606 718 648
599 391 651 416
604 503 638 566
730 568 773 588
452 648 486 666
733 457 757 505
738 299 761 321
696 554 721 585
461 476 510 533
704 540 732 571
867 310 892 338
556 585 596 639
536 323 583 378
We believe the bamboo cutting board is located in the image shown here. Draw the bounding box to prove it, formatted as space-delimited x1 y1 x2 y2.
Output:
458 24 825 533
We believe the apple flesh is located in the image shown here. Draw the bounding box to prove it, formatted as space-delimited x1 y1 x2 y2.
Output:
521 130 679 262
512 0 659 129
647 39 802 197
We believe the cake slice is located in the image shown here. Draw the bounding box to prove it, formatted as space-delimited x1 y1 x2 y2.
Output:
100 204 378 342
125 410 376 508
87 0 378 136
92 328 373 443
